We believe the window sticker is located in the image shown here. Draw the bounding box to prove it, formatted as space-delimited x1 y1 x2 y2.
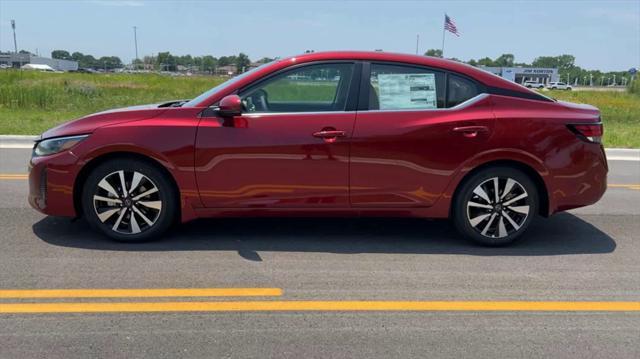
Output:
377 73 437 110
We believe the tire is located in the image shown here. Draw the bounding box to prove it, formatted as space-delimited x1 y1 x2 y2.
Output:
81 158 178 242
452 166 538 246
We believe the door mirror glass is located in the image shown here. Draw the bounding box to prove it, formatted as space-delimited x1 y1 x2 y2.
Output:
217 94 242 117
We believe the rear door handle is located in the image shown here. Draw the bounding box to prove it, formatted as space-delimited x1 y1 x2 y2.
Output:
313 130 346 138
313 129 346 143
452 126 489 138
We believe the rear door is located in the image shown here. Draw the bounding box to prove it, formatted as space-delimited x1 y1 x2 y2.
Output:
195 62 359 208
350 62 495 207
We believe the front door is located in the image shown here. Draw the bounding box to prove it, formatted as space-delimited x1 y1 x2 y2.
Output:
195 62 357 208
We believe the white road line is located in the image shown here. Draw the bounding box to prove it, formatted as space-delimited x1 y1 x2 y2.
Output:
0 144 34 149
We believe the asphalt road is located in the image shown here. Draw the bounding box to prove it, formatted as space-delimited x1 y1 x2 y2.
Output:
1 147 639 358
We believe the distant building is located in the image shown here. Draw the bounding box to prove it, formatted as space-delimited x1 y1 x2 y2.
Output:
0 53 78 71
215 65 237 76
247 61 267 70
478 66 559 84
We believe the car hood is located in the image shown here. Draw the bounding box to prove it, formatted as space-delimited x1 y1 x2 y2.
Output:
40 102 176 140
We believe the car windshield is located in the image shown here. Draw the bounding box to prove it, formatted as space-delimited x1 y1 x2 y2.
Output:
183 61 275 107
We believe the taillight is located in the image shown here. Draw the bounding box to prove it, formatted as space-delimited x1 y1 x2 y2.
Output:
568 122 603 144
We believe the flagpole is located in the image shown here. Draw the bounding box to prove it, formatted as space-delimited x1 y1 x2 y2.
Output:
441 14 446 58
416 34 419 55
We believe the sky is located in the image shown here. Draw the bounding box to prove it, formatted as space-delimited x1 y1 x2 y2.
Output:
0 0 638 71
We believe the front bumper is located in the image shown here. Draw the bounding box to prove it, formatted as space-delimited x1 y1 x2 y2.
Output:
28 150 81 217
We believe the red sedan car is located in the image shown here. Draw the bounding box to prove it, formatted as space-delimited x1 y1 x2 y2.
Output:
28 51 607 245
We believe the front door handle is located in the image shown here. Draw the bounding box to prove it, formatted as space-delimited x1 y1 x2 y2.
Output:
452 125 489 138
313 129 346 143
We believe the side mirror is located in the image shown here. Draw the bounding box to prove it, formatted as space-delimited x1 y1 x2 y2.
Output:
216 95 242 117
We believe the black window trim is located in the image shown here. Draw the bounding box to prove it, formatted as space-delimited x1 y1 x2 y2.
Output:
486 85 554 102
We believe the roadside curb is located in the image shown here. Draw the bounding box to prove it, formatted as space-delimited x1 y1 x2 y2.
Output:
0 135 37 149
0 135 639 161
605 148 640 161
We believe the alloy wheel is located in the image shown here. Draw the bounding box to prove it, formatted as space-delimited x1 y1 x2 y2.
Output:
92 170 162 234
466 177 530 239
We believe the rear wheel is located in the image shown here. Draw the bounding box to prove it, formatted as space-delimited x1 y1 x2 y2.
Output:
452 167 538 246
81 159 177 242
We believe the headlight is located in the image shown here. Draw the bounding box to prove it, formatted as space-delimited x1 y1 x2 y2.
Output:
33 135 89 157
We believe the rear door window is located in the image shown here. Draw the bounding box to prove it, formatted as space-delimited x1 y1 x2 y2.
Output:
368 64 445 110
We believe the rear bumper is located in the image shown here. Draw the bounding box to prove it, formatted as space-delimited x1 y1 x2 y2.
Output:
547 144 608 214
28 151 81 217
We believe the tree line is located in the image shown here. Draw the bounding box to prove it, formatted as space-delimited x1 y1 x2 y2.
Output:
425 49 634 86
46 48 634 84
50 49 274 73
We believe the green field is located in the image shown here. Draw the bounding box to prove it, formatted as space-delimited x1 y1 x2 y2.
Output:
0 70 638 148
0 70 224 135
546 89 640 149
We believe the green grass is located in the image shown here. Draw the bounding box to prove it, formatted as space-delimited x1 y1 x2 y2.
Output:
0 70 223 135
264 80 339 101
547 89 640 148
1 70 638 148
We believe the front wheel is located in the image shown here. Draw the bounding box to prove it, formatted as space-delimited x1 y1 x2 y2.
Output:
81 158 178 242
452 167 538 246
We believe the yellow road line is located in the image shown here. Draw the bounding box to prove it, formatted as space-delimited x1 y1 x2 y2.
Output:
0 288 283 299
608 184 640 190
0 174 28 180
1 301 639 314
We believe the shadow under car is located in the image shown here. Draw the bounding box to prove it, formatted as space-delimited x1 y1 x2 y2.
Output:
32 213 616 260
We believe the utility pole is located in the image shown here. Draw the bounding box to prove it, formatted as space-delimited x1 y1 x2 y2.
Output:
415 34 419 55
11 20 18 53
133 26 139 69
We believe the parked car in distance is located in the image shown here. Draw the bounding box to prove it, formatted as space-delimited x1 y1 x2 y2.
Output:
523 81 545 89
28 51 607 246
547 82 572 90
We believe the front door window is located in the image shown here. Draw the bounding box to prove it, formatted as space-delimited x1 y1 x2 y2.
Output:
240 63 354 113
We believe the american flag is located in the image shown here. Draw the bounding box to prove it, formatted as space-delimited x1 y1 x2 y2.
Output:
444 14 460 37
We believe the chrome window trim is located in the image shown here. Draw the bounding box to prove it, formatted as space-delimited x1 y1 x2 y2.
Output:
359 93 489 114
243 110 354 118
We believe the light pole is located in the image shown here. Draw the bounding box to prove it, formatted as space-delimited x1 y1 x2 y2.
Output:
133 26 139 69
11 20 18 53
